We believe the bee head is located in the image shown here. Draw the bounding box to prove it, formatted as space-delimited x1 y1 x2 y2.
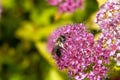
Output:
57 35 66 43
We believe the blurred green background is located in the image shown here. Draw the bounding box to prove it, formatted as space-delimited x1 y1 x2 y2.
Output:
0 0 113 80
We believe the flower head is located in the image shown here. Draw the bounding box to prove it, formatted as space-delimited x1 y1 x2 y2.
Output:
47 0 84 13
48 24 110 80
95 0 120 57
95 0 120 29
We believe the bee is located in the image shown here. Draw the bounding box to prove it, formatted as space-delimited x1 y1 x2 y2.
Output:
52 35 66 58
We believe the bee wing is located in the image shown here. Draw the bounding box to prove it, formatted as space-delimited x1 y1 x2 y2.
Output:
59 43 64 48
52 47 56 55
52 45 58 55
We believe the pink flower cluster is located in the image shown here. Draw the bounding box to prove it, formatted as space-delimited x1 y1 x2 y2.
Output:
47 0 84 12
95 0 120 57
48 0 120 80
48 24 110 80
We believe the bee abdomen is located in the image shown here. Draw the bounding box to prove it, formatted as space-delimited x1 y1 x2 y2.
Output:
56 48 61 58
